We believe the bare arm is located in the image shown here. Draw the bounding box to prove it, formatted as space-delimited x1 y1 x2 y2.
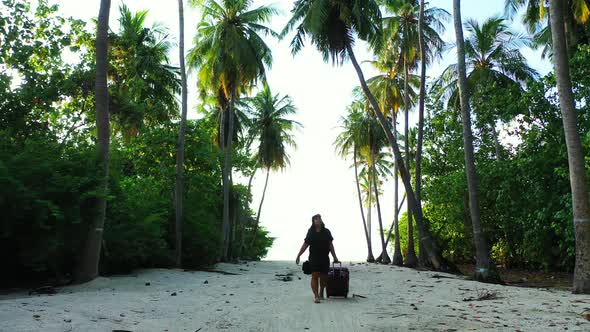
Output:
330 242 339 263
296 242 309 264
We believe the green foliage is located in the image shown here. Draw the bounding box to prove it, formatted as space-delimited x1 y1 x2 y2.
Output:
388 211 419 258
422 50 590 270
0 0 91 139
0 0 283 286
0 133 97 282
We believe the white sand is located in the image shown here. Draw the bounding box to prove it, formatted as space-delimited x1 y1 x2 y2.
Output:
1 261 590 331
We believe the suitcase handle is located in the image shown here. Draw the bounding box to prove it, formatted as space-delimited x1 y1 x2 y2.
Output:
332 261 342 267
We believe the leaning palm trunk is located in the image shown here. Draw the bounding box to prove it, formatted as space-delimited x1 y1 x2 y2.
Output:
250 168 270 247
372 150 391 264
346 43 454 272
453 0 499 283
355 146 374 262
549 0 590 294
75 0 111 283
174 0 188 268
404 62 418 268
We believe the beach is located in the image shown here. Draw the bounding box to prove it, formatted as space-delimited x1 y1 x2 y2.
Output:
1 261 590 331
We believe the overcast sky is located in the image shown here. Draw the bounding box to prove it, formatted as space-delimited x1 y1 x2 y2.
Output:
53 0 552 262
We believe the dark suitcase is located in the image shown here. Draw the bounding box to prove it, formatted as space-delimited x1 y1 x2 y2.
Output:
326 262 349 298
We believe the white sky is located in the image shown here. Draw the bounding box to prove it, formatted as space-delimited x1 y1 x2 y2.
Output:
52 0 552 262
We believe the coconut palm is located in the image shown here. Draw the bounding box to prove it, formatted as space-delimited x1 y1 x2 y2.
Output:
452 0 501 283
434 16 538 159
365 59 409 265
282 0 453 271
505 0 590 56
337 94 393 264
358 148 394 264
76 0 111 283
188 0 278 261
174 0 188 268
548 0 590 294
364 114 393 264
335 102 376 262
381 0 448 267
366 58 408 118
247 84 300 246
108 4 180 141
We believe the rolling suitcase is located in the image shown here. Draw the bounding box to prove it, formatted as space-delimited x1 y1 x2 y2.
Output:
326 262 349 298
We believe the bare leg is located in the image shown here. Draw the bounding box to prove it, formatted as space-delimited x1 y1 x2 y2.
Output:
310 272 320 302
319 273 328 299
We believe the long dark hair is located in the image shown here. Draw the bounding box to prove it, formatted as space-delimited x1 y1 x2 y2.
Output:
310 214 325 231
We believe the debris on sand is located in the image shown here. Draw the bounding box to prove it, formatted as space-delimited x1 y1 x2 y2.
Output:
463 290 499 302
28 286 57 295
275 272 294 282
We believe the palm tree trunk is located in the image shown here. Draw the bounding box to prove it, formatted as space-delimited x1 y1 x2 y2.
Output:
549 0 590 294
238 167 258 259
229 189 237 261
453 0 499 283
392 118 404 266
404 61 418 268
221 90 237 261
75 0 111 283
250 168 270 247
355 146 374 262
416 0 428 268
372 149 390 264
173 0 188 269
492 117 502 160
416 0 426 206
463 190 474 254
379 193 406 259
345 43 454 272
367 166 373 253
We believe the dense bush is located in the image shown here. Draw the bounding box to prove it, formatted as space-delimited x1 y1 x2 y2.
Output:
0 121 274 286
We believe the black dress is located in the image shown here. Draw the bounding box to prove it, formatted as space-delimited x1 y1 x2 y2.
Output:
304 227 333 273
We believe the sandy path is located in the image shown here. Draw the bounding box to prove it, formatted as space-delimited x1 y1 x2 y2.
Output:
1 261 590 331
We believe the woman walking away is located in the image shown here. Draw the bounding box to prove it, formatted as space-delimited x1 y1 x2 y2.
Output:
296 214 339 303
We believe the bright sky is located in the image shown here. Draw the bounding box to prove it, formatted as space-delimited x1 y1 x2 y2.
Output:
53 0 553 262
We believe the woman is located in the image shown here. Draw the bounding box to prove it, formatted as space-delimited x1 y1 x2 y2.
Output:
296 214 339 303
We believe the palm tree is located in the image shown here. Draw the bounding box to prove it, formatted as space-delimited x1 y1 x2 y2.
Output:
188 0 277 261
381 0 448 266
365 58 409 266
358 148 393 264
108 5 180 141
335 103 375 262
174 0 188 268
283 0 453 271
369 148 394 264
452 0 500 283
434 16 538 160
247 84 300 246
75 0 111 283
505 0 590 56
548 0 590 294
363 113 394 264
